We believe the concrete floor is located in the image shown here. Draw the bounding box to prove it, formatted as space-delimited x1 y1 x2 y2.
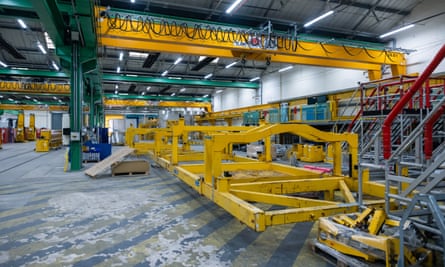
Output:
0 142 332 266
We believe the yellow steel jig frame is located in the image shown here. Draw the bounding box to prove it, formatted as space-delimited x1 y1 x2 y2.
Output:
126 122 392 231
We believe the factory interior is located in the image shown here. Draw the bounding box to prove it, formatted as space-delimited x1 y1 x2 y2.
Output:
0 0 445 266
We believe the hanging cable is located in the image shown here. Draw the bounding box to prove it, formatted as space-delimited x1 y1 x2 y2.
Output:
104 12 299 52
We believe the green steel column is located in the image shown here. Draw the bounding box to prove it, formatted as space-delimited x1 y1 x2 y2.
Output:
70 41 83 171
89 86 94 128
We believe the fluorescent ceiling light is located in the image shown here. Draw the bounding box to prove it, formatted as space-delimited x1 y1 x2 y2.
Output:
212 57 219 64
225 62 237 69
8 98 14 101
129 51 149 58
131 0 135 3
141 91 145 95
33 98 38 102
226 0 244 14
53 96 58 100
278 66 293 72
146 86 151 91
52 61 59 71
44 32 55 50
198 56 206 62
204 73 213 79
37 42 47 54
249 76 260 82
379 24 415 38
115 84 119 89
116 66 121 73
161 70 168 76
304 10 334 27
216 89 223 93
0 95 3 98
174 57 183 65
120 93 128 95
180 88 186 92
114 90 118 94
0 60 7 68
17 19 27 29
203 94 209 98
171 93 176 96
25 95 30 99
58 99 63 103
119 52 124 61
126 74 138 77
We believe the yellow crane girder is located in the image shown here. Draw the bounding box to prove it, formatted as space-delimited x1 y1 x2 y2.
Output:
97 6 407 79
0 104 69 111
103 98 212 112
0 81 70 94
196 103 280 122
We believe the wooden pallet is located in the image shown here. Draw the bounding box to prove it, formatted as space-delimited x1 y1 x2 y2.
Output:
111 160 150 176
310 239 370 267
84 147 135 178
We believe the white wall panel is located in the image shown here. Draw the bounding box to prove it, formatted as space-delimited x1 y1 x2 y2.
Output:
262 66 364 103
395 0 445 74
18 110 69 129
216 88 257 111
62 114 70 129
262 72 281 103
238 89 256 107
29 110 50 129
212 93 222 112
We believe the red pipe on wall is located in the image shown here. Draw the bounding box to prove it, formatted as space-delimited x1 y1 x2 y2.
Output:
424 105 445 159
383 44 445 159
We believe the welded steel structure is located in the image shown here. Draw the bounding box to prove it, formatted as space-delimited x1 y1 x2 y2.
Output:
126 120 390 231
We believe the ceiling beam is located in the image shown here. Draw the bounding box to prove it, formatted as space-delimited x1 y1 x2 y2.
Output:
0 0 33 10
102 74 260 89
32 0 67 48
0 69 69 78
0 34 26 59
320 0 411 16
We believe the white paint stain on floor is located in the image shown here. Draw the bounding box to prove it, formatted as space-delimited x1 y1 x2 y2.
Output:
48 190 154 219
15 189 230 266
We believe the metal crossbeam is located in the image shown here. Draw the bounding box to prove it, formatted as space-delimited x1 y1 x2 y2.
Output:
96 6 407 78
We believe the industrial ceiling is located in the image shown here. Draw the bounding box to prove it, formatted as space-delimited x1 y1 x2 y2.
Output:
0 0 428 112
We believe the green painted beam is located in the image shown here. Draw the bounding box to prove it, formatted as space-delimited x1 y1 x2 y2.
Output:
104 94 210 102
102 74 259 89
32 0 66 48
0 69 69 78
75 0 96 48
0 0 33 10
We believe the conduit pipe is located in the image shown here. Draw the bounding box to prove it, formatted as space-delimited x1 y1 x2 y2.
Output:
383 44 445 159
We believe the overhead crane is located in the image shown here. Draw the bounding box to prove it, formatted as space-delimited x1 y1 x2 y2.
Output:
104 99 212 112
0 80 212 111
0 104 69 112
0 81 70 95
96 6 407 80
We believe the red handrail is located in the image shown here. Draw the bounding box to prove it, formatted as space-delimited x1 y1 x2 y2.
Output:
383 44 445 159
